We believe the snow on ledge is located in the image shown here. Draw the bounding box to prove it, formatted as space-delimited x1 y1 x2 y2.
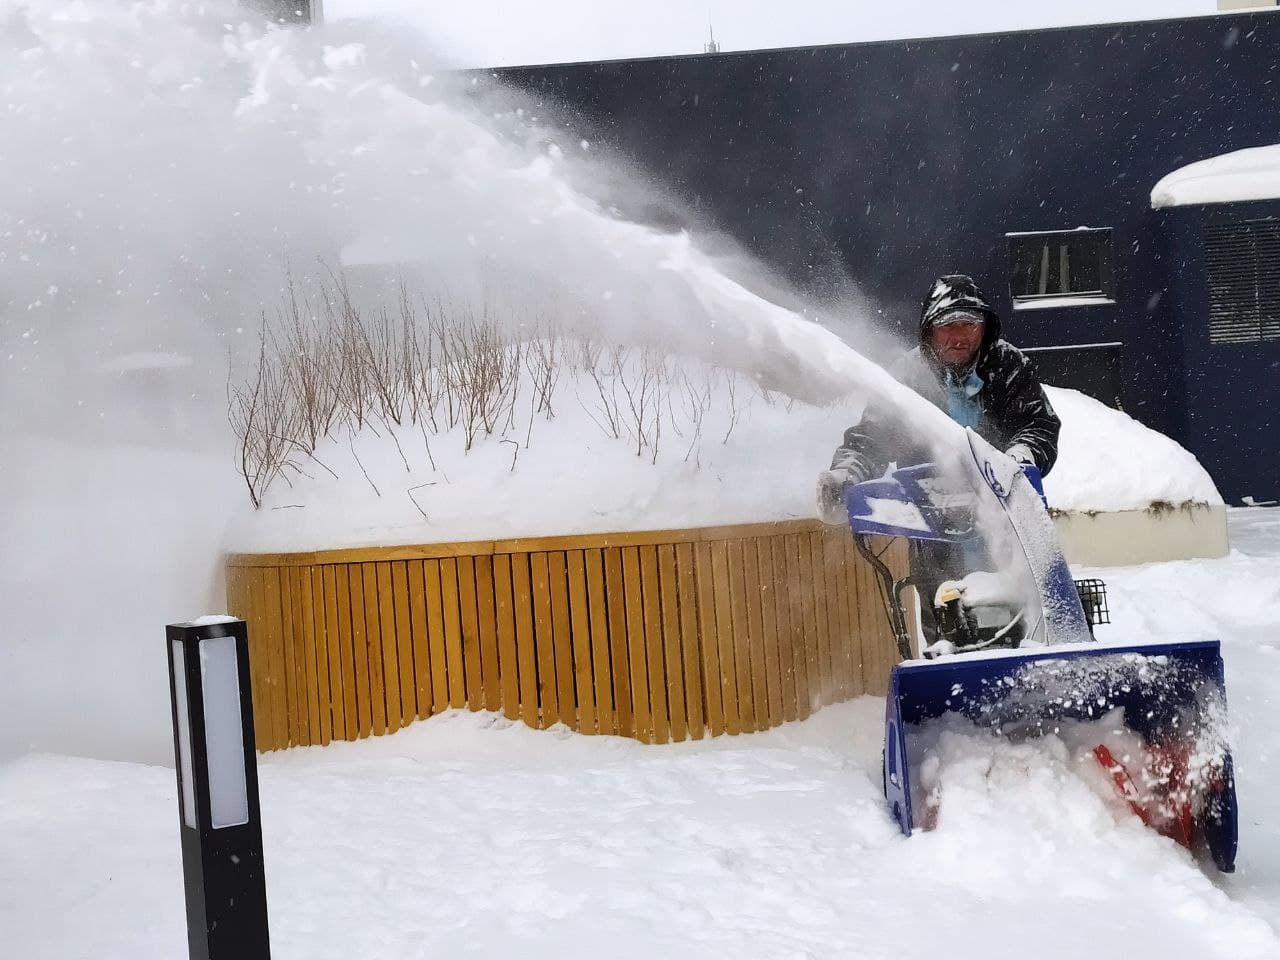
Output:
1013 295 1115 311
224 372 1221 554
1151 144 1280 209
1042 386 1221 513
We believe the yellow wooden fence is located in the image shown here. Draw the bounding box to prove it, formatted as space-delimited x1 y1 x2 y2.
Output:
224 520 906 751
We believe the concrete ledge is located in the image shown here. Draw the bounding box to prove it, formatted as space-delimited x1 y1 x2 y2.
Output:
1053 504 1228 567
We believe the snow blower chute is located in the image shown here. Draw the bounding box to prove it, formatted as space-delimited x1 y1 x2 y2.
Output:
845 429 1238 872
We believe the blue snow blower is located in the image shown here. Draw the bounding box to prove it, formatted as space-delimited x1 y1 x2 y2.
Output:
846 430 1238 872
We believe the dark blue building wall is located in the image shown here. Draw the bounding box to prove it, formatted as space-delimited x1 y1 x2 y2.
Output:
495 13 1280 449
1160 200 1280 504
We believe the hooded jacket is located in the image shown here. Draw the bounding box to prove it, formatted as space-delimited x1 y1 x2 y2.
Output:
831 275 1061 479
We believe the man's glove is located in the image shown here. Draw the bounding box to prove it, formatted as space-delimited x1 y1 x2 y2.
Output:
816 466 872 525
816 470 849 525
1004 443 1036 468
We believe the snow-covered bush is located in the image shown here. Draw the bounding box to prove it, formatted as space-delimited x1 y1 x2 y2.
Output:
229 274 814 510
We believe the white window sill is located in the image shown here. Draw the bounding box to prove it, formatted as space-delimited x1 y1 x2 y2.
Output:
1012 295 1116 311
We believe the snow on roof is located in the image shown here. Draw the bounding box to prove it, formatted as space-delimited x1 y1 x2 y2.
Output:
1150 144 1280 210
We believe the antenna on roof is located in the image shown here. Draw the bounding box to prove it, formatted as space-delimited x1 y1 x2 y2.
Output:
705 20 721 54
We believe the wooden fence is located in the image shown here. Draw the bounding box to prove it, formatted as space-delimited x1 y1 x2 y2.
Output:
224 520 907 751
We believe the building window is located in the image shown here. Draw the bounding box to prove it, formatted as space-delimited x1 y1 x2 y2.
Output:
1204 220 1280 345
1006 228 1115 309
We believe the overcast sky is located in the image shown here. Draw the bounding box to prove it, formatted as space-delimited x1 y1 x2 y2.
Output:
326 0 1224 68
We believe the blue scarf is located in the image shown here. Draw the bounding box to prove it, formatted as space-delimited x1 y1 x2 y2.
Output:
942 366 984 428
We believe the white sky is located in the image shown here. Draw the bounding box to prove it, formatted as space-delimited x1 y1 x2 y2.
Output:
326 0 1223 68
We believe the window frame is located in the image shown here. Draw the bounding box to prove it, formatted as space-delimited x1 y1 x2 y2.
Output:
1005 227 1116 310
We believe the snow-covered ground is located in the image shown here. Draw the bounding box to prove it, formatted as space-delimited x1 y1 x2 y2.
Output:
4 509 1279 960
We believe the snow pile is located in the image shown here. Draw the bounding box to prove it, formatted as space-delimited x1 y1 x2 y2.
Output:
1042 387 1222 512
227 373 1221 553
4 694 1279 959
1150 143 1280 209
12 510 1280 958
226 338 866 551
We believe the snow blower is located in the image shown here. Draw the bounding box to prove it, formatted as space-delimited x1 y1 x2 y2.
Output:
845 429 1238 871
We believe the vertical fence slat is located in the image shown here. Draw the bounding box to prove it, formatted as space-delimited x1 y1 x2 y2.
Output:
475 557 501 712
823 531 854 700
693 542 724 737
674 543 705 739
347 565 375 738
726 540 755 732
320 566 345 742
242 570 265 750
269 568 291 750
493 554 521 721
335 568 366 742
566 550 598 735
360 565 386 736
638 545 669 744
840 536 866 699
585 549 616 735
346 564 370 739
855 541 883 695
391 561 417 725
709 541 740 736
287 567 313 745
438 558 467 710
603 548 633 738
277 567 298 748
789 534 817 720
657 544 687 743
458 557 485 711
807 533 834 708
241 568 261 749
375 562 400 735
407 560 433 720
547 551 577 730
756 539 783 728
741 540 769 731
423 559 450 715
306 568 330 745
529 552 559 728
334 565 361 739
293 570 318 752
512 554 540 730
854 539 881 695
769 538 799 723
621 547 653 743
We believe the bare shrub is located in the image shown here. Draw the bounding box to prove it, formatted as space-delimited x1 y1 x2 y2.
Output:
229 318 300 509
228 272 800 508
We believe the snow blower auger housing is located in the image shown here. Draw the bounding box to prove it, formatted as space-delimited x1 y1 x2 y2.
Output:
845 429 1238 872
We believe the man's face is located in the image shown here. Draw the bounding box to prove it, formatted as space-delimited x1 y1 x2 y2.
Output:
929 312 985 369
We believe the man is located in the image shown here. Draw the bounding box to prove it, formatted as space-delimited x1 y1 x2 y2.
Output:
820 274 1059 507
818 274 1060 646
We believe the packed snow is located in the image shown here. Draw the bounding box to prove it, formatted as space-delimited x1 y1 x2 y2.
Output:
1042 386 1222 512
224 369 1222 554
1 6 1268 958
1151 143 1280 209
4 509 1280 959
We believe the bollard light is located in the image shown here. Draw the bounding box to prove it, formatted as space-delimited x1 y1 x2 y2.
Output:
167 617 271 960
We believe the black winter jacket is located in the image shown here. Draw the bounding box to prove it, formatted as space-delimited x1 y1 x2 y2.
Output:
832 276 1060 479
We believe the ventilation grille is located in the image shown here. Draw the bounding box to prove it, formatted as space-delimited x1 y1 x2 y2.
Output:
1205 220 1280 345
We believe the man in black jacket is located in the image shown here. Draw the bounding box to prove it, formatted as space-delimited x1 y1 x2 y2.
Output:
818 274 1060 646
820 274 1059 509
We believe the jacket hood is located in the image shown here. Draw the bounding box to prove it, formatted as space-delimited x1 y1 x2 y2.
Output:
918 275 1002 365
